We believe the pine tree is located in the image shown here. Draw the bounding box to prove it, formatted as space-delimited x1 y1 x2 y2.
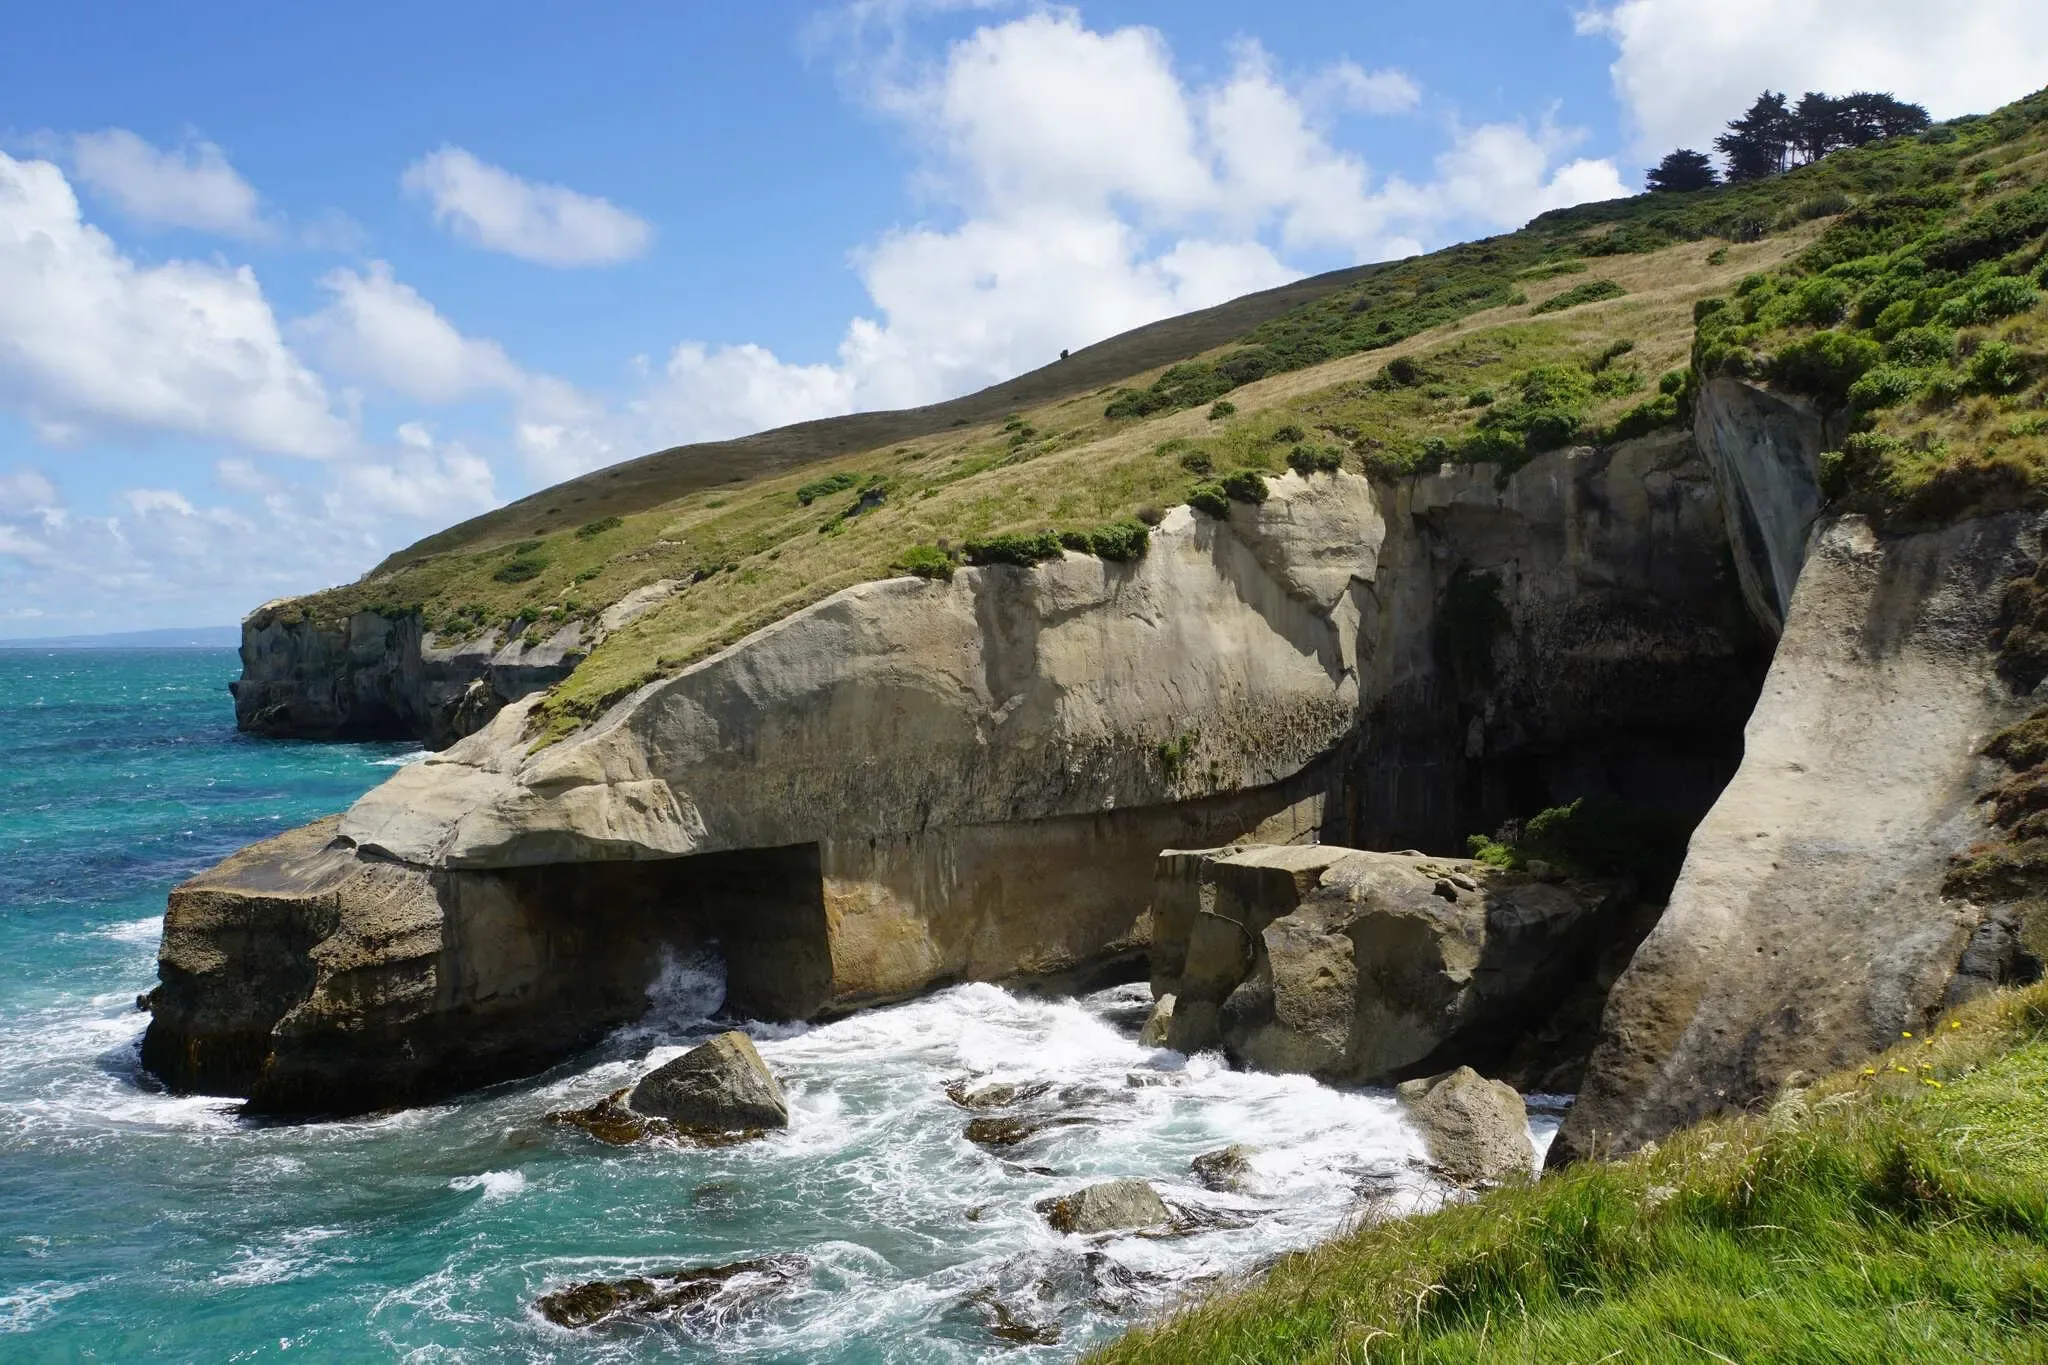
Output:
1645 148 1719 193
1715 91 1793 182
1791 92 1853 164
1839 92 1933 144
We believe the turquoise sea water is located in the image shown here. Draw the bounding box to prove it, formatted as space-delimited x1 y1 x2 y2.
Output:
0 649 1545 1362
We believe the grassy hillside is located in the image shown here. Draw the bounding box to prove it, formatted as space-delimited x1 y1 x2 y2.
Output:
272 87 2048 744
1090 981 2048 1364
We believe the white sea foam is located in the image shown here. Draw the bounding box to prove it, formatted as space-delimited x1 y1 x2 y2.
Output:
212 1228 348 1287
449 1170 527 1201
91 916 164 944
521 979 1473 1359
0 1278 101 1335
371 749 432 767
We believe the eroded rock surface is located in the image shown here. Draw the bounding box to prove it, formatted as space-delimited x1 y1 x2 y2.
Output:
1035 1179 1171 1235
1149 845 1613 1084
1553 509 2043 1164
233 605 583 747
152 440 1772 1116
1397 1066 1533 1185
630 1031 789 1131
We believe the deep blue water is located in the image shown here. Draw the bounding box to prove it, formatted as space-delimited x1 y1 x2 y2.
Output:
0 649 1510 1362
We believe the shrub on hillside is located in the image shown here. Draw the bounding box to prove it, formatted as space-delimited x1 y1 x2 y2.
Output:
1846 363 1927 410
1769 330 1882 406
796 472 860 506
1969 339 2033 393
493 555 547 584
1533 279 1627 313
1884 325 1958 365
1208 400 1237 420
575 515 623 539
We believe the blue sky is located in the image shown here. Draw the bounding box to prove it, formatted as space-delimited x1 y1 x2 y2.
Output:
2 0 2044 633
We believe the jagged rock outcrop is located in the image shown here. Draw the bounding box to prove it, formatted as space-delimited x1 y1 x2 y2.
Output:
1551 374 2042 1164
1551 507 2041 1163
232 605 584 747
1148 845 1613 1082
1397 1066 1533 1185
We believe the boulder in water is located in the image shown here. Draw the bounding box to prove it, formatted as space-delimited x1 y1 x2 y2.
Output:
1035 1178 1171 1234
629 1031 788 1131
536 1254 808 1329
1190 1144 1258 1193
1396 1066 1533 1185
1138 994 1175 1047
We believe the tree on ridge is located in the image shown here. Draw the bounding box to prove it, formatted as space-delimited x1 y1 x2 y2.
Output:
1646 148 1720 193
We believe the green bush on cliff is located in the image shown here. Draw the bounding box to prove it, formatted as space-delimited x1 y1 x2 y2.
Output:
961 531 1065 567
1092 982 2048 1365
1188 483 1231 518
1286 444 1344 475
1769 330 1882 406
1221 469 1270 504
893 543 955 581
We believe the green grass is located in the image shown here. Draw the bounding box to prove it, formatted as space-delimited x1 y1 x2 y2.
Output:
1091 983 2048 1364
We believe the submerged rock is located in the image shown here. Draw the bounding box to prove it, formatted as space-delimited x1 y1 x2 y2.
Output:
944 1078 1052 1110
629 1032 788 1131
963 1289 1062 1346
1035 1178 1171 1235
545 1087 765 1148
536 1254 808 1330
1397 1066 1532 1186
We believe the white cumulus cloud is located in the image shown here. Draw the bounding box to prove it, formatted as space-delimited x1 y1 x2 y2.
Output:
64 128 269 237
401 146 654 267
298 262 524 404
1579 0 2048 161
0 152 350 457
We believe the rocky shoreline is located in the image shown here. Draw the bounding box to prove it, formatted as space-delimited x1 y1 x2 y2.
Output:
149 377 2043 1186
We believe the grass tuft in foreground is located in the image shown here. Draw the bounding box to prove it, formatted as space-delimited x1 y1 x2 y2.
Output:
1091 982 2048 1364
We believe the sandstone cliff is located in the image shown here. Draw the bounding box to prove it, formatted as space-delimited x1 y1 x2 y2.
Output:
1551 386 2043 1163
151 441 1761 1112
232 604 585 747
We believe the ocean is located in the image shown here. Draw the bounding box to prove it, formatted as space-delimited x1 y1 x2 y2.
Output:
0 648 1552 1361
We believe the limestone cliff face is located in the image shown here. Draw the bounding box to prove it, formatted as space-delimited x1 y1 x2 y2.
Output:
231 604 585 748
1553 382 2038 1163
